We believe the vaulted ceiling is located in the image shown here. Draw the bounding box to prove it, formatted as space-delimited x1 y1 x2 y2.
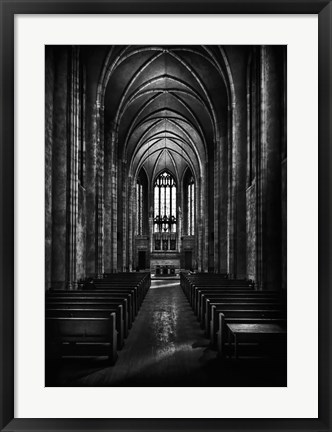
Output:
101 46 231 184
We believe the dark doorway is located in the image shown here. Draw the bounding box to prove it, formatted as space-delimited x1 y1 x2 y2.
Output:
138 251 146 270
184 251 192 270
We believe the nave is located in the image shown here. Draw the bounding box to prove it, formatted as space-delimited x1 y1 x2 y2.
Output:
46 279 286 387
45 45 287 386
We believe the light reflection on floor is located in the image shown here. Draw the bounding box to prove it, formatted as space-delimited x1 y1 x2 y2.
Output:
150 282 179 289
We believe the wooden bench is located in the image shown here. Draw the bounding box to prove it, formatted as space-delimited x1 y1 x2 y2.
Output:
95 283 149 310
199 294 280 323
92 279 149 302
216 314 287 356
82 276 149 306
46 299 131 331
180 272 286 361
209 307 285 344
205 301 283 333
186 283 253 302
190 286 254 310
79 286 139 313
46 295 131 326
46 306 125 349
46 273 151 365
181 274 252 295
47 292 135 323
46 290 136 319
46 315 118 364
196 290 279 318
226 323 287 359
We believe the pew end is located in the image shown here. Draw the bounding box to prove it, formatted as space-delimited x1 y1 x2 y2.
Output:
46 314 118 365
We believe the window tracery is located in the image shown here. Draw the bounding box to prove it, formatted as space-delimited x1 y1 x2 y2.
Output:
187 176 195 235
154 172 177 233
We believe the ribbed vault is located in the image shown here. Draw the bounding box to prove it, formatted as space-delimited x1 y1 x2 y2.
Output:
102 45 231 183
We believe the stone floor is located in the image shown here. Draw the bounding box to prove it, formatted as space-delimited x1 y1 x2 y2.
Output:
46 280 287 387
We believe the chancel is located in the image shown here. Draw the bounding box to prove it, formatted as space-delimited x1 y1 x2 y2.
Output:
45 45 287 387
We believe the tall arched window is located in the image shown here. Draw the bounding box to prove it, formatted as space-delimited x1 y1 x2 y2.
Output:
187 176 195 235
136 177 143 235
154 172 177 233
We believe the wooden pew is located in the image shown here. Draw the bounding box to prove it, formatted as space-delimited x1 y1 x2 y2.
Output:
46 273 151 365
188 284 254 307
92 282 149 310
180 273 253 299
216 313 287 356
190 287 254 310
197 291 280 319
46 305 125 349
195 290 278 317
46 292 134 325
204 300 283 332
185 283 253 303
97 289 140 316
209 307 286 345
199 294 280 323
72 286 139 314
93 276 150 302
226 323 287 359
46 315 118 364
180 272 286 361
46 299 131 333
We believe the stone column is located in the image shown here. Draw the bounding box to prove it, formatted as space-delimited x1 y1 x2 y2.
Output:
234 75 247 279
227 105 235 278
177 205 182 253
96 103 105 278
128 177 134 272
121 160 127 271
148 173 153 256
259 46 282 290
149 208 154 254
111 130 118 272
85 81 98 277
197 175 203 272
281 48 287 291
246 49 259 283
45 48 55 290
103 127 113 273
177 187 182 268
227 50 248 279
203 163 209 272
67 47 80 290
51 47 69 290
132 181 137 271
214 135 220 272
218 120 229 274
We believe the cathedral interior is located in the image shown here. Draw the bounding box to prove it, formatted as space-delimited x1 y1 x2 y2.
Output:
45 45 287 387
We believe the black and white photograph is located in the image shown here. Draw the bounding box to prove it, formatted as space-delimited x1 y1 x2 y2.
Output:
45 45 287 387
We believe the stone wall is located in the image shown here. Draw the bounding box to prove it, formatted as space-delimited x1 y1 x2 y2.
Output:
282 158 287 290
45 48 54 290
76 184 86 280
246 182 256 281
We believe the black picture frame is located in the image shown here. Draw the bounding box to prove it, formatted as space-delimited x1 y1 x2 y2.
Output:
0 1 331 431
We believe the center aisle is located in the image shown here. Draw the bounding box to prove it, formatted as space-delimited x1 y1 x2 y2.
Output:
74 279 214 386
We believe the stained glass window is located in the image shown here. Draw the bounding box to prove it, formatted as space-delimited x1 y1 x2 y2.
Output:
136 178 143 235
187 177 195 235
154 172 177 233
